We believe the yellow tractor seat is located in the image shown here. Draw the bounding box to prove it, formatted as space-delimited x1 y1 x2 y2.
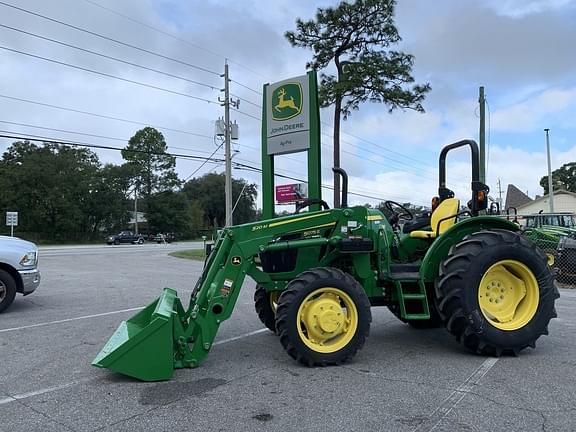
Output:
410 198 460 239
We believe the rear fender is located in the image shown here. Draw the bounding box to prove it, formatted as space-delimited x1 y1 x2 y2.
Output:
420 217 519 282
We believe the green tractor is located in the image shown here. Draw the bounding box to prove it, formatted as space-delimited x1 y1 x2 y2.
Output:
93 139 559 381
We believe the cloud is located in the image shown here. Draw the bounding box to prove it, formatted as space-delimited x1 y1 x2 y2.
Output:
490 87 576 133
484 0 576 17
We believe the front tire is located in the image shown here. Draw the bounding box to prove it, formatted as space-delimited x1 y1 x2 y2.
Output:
0 269 17 313
437 229 559 355
276 267 371 366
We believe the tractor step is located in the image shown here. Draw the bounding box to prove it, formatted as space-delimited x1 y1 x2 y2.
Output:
390 263 420 273
402 293 426 300
388 271 419 281
393 278 430 320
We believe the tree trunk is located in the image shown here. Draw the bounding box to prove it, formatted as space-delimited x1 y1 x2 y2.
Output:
333 96 342 208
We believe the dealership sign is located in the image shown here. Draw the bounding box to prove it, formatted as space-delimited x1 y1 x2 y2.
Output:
265 74 310 155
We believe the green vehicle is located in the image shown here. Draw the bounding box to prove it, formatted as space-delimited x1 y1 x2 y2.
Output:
93 140 559 381
520 213 576 264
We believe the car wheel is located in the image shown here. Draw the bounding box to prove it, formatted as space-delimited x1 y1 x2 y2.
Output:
0 269 17 313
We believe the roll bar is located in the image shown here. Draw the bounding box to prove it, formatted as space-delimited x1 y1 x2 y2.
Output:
438 139 489 216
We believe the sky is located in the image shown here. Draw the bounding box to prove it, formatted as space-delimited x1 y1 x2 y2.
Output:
0 0 575 211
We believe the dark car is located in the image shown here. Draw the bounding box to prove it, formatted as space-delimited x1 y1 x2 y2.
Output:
106 231 145 245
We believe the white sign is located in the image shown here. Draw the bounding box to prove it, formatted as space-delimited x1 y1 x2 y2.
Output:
266 74 310 155
6 211 18 227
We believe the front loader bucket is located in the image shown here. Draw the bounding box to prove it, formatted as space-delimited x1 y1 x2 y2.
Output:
92 288 180 381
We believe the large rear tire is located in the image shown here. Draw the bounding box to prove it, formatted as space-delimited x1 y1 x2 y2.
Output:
276 267 371 366
0 269 17 313
437 229 559 355
254 285 280 333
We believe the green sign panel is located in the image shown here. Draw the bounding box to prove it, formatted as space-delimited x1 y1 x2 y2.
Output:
266 74 310 156
261 71 321 219
271 83 303 121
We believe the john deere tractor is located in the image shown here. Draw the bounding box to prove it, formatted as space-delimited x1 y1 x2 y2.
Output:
93 139 558 381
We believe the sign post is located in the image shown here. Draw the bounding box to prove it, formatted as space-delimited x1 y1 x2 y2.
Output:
262 71 321 219
6 211 18 237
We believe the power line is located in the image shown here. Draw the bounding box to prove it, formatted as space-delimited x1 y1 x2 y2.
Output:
0 1 220 76
224 91 435 172
82 0 273 81
0 45 218 104
224 81 433 169
1 0 435 173
231 79 262 95
0 120 230 160
0 131 225 163
0 120 129 142
0 23 219 91
183 143 224 182
231 107 261 121
0 94 214 140
233 162 428 206
229 105 436 180
230 93 261 109
321 122 434 168
0 131 428 205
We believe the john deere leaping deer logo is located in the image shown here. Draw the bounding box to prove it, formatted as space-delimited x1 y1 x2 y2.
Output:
272 83 303 121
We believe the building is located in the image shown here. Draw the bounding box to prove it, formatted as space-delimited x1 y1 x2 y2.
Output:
504 184 532 210
516 190 576 215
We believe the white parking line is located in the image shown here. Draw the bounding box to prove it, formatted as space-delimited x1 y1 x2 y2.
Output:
0 307 145 333
213 328 268 345
413 357 499 432
0 379 93 405
0 327 268 405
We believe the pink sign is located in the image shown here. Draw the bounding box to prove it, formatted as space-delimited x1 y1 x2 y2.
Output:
275 183 307 204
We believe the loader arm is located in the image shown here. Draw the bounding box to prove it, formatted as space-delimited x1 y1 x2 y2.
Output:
93 207 387 380
177 210 345 368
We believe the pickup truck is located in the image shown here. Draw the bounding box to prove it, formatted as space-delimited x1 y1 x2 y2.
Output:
106 231 145 245
0 235 41 313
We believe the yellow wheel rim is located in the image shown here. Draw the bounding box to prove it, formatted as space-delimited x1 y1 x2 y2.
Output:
478 260 540 331
297 287 358 353
269 291 280 312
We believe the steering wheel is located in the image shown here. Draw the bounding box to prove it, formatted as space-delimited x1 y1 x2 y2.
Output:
384 201 414 221
295 198 330 214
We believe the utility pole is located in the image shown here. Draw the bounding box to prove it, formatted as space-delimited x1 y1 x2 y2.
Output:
479 86 486 184
545 128 554 213
497 178 503 211
222 61 233 227
133 184 138 235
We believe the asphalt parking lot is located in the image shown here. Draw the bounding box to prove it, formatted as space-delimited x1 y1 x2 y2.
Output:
1 243 575 432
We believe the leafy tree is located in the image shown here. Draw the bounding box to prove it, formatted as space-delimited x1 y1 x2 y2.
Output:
86 164 133 234
183 173 257 227
146 191 205 238
0 141 102 240
286 0 430 206
540 162 576 194
121 127 180 199
0 141 134 241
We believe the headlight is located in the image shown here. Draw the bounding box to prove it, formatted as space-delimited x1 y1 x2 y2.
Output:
20 251 37 267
